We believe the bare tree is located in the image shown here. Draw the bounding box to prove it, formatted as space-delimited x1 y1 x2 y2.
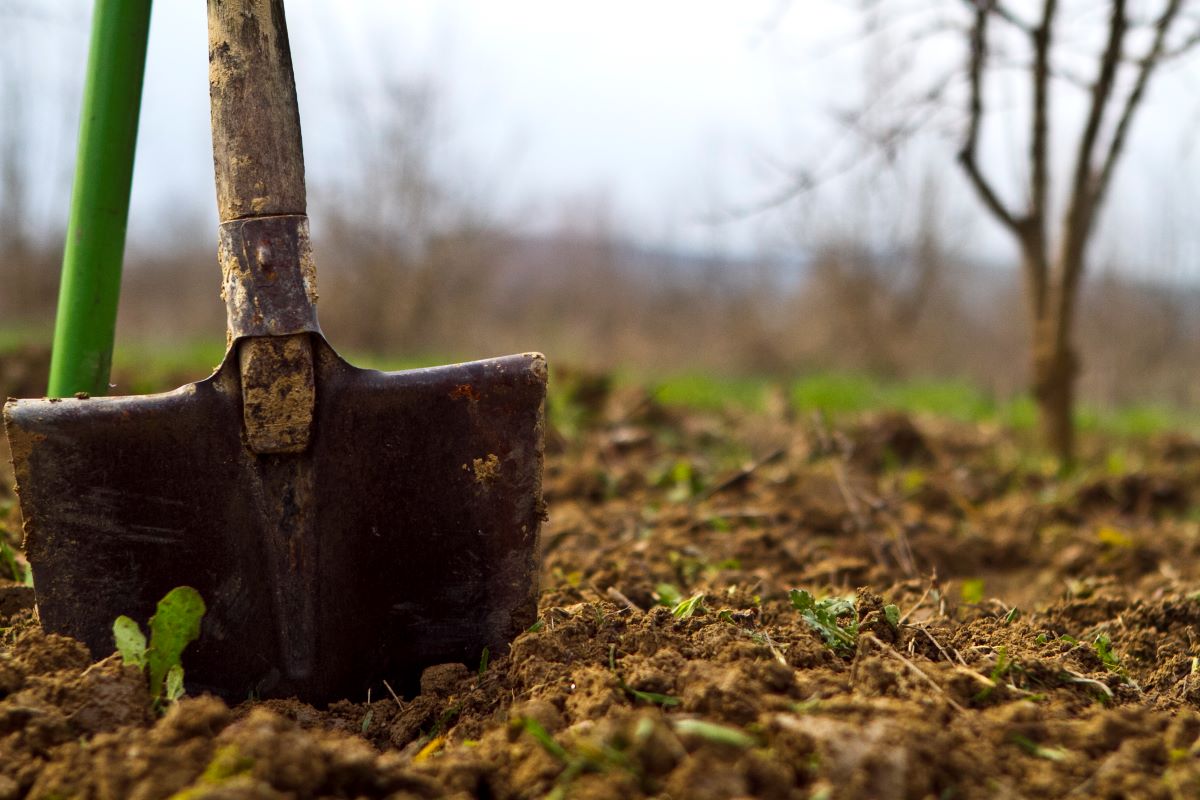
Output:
956 0 1200 461
783 1 1200 461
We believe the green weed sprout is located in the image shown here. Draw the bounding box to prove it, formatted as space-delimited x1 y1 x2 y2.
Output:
790 589 858 652
672 592 705 620
113 586 206 706
884 603 901 628
672 718 757 748
652 584 706 619
1093 634 1122 673
974 646 1012 702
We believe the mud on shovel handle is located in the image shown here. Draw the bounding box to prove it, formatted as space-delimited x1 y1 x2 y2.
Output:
208 0 320 454
208 0 306 220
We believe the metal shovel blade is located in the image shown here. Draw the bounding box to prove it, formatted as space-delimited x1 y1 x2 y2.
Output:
4 337 545 703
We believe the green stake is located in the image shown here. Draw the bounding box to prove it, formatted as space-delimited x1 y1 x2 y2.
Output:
47 0 152 398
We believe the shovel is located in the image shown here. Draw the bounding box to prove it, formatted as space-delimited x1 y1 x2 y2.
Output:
3 0 546 704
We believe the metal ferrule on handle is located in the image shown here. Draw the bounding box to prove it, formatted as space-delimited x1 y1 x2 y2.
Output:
208 0 318 454
218 215 320 341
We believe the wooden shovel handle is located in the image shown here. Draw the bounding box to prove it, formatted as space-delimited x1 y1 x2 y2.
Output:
208 0 306 222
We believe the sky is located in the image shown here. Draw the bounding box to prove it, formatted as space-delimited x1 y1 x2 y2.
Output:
4 1 1200 276
128 0 855 253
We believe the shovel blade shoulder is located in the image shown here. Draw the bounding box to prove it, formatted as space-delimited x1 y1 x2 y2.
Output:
3 341 546 703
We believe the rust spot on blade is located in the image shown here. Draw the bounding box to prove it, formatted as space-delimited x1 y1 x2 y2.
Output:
450 384 481 403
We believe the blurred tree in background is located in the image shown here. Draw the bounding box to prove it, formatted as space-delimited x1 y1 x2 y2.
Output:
841 0 1200 461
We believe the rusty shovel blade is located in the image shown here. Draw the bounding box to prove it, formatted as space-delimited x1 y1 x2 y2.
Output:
3 337 545 704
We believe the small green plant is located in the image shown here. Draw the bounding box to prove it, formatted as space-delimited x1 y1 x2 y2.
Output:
1092 634 1125 675
884 603 901 628
520 716 569 761
790 589 858 652
974 646 1012 702
672 592 705 620
478 646 490 677
658 458 704 503
426 701 464 742
113 586 206 707
671 718 757 748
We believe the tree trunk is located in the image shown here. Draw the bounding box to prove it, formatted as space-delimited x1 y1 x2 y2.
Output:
1031 293 1080 465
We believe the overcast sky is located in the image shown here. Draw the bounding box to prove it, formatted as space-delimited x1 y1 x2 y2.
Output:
128 0 856 253
5 1 1200 276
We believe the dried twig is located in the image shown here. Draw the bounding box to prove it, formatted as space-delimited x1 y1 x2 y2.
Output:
862 633 967 714
915 624 958 664
1060 669 1114 700
832 459 888 569
880 516 919 578
605 585 643 613
898 578 935 624
831 460 869 531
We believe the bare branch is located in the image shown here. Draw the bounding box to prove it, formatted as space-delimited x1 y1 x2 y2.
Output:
1094 0 1186 207
960 0 1034 34
957 3 1023 235
1030 0 1057 230
1159 23 1200 61
1071 0 1127 199
710 150 862 223
984 54 1094 90
1058 0 1128 289
1023 0 1058 319
992 2 1035 34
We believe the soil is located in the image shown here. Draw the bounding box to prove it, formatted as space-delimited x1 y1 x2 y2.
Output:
5 358 1200 798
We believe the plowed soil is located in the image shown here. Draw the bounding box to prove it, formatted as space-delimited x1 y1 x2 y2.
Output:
5 363 1200 799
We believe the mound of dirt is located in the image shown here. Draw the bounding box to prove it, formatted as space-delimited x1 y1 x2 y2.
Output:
5 397 1200 798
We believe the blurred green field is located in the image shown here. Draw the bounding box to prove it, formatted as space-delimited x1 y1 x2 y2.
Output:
4 331 1200 439
648 370 1200 438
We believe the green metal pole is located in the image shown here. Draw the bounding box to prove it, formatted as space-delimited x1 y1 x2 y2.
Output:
47 0 152 398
